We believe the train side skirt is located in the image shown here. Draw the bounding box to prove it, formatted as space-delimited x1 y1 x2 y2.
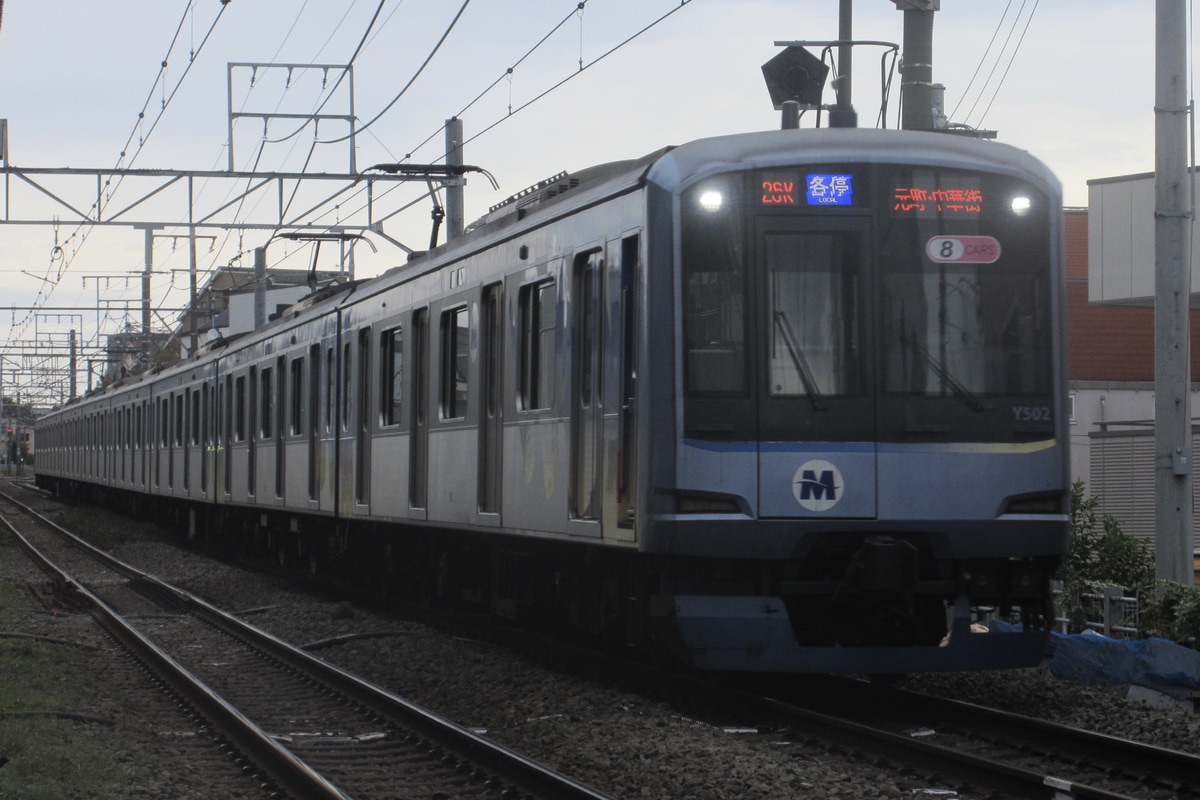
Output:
650 595 1051 673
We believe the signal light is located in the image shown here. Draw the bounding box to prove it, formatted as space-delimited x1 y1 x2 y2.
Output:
761 46 829 109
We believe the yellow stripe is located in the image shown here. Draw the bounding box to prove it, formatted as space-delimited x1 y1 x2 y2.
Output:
899 439 1058 455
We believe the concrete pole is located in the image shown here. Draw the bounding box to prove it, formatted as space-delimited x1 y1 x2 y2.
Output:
1 369 5 472
900 8 934 131
1154 0 1194 584
254 247 267 331
830 0 857 128
142 227 154 334
69 329 77 400
189 226 199 356
445 117 465 241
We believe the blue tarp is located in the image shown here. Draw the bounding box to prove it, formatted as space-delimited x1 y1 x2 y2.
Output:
1044 630 1200 699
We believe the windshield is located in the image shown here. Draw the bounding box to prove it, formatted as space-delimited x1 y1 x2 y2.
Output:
877 168 1053 441
680 165 1056 444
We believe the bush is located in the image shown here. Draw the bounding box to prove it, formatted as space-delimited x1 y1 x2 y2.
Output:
1057 481 1200 647
1056 482 1153 633
1139 581 1200 646
1059 481 1154 592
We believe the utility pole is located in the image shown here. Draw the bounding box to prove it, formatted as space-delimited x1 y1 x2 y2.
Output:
254 246 267 332
895 0 937 131
140 225 157 334
829 0 857 128
69 329 77 400
189 222 199 356
0 368 5 472
445 117 465 241
1154 0 1194 584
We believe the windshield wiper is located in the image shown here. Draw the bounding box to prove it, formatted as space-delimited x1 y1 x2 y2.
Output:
773 311 826 411
901 330 985 412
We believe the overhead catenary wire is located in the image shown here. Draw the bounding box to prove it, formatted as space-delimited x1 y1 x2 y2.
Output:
6 0 702 357
194 0 577 267
320 0 473 145
446 1 695 157
397 0 594 162
156 0 363 324
283 0 696 251
948 0 1013 122
951 0 1036 130
971 0 1040 129
5 0 231 350
263 0 390 145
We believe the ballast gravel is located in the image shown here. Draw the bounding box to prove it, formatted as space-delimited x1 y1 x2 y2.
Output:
5 524 1200 799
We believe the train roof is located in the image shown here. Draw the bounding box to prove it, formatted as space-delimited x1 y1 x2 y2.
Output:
646 127 1061 196
38 127 1061 419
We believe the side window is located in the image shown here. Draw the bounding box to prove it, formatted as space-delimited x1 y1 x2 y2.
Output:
381 326 403 426
160 399 169 446
440 307 469 419
290 357 304 436
325 346 335 431
518 279 556 410
342 342 353 431
357 328 371 429
190 389 201 445
260 368 273 439
174 393 184 446
235 376 247 442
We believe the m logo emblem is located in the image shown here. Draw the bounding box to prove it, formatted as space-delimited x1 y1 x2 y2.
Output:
792 460 843 512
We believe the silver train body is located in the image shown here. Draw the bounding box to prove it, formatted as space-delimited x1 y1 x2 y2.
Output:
36 128 1070 673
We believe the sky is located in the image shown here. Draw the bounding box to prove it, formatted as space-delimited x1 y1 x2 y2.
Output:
0 0 1173 400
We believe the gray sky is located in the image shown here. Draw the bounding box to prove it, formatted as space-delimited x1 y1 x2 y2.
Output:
0 1 1168 358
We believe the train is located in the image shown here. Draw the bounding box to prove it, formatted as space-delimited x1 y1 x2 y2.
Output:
34 126 1070 674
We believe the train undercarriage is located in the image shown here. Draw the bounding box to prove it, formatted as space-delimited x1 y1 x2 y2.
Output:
41 474 1060 674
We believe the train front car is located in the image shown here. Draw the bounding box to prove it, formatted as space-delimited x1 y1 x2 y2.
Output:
642 129 1069 673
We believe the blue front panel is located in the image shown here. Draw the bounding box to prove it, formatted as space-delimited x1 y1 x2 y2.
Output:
877 440 1064 520
758 441 876 519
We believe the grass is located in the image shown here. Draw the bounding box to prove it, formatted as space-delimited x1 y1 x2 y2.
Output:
0 557 134 799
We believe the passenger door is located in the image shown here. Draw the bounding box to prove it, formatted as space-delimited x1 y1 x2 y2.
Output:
570 250 603 526
478 283 503 519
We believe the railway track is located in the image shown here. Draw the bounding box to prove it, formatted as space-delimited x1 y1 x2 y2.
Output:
0 486 612 800
745 674 1200 800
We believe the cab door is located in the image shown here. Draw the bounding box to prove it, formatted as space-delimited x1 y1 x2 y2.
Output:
755 217 877 519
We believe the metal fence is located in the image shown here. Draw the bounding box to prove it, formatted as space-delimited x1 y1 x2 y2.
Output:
1053 584 1140 639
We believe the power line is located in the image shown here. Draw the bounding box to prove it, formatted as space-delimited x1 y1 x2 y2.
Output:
264 0 388 145
948 0 1013 121
456 1 695 155
8 1 231 348
398 0 593 161
959 0 1030 127
973 0 1040 129
323 0 473 145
